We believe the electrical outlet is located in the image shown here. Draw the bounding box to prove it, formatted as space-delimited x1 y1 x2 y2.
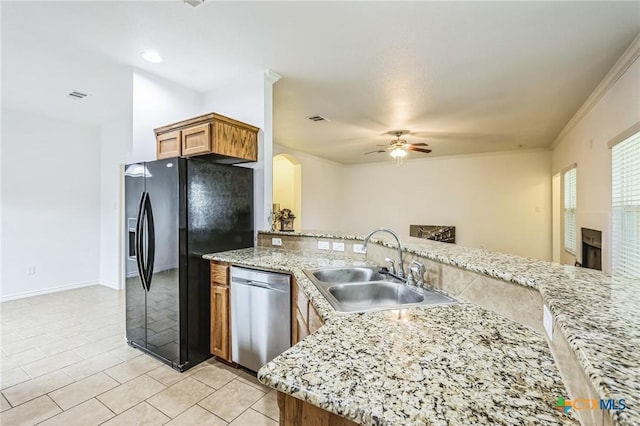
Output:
318 241 330 250
271 238 282 246
543 304 554 340
27 265 36 275
332 242 345 252
353 243 366 254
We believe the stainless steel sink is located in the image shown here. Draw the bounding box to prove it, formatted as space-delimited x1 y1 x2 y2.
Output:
303 267 457 313
311 267 385 283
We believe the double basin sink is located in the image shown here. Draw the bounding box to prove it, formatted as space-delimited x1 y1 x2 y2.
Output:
303 266 457 313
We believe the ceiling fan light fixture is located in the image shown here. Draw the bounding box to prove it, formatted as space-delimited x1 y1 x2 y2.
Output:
390 147 407 158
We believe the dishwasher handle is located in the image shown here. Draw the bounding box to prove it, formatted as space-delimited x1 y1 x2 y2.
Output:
230 266 291 293
232 277 288 292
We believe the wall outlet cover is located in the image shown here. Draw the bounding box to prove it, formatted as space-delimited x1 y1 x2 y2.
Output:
271 238 282 246
353 243 366 254
318 241 330 250
332 242 345 252
543 304 554 340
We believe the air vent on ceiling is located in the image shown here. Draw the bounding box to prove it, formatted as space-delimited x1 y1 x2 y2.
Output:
307 115 329 122
184 0 204 7
68 91 88 100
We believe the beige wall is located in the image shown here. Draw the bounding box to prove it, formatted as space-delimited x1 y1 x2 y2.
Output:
342 150 552 260
274 145 346 231
273 156 295 213
551 42 640 272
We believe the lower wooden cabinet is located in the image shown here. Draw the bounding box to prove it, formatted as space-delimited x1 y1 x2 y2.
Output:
210 284 230 360
277 392 358 426
210 260 231 362
292 278 323 345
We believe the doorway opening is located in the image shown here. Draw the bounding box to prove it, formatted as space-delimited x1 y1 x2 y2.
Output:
273 154 302 232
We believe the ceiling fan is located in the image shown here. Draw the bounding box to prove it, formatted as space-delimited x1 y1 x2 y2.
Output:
365 130 432 163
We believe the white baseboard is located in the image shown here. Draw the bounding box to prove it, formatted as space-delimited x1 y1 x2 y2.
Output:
99 281 122 290
0 280 99 302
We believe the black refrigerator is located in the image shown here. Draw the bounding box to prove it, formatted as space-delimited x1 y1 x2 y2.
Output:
124 158 253 371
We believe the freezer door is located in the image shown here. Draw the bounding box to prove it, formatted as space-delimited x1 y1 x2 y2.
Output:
124 164 147 349
144 158 180 366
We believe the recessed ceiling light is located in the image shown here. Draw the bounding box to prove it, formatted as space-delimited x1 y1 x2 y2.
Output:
141 50 163 64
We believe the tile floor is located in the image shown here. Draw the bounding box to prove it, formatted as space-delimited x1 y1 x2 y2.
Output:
0 286 279 426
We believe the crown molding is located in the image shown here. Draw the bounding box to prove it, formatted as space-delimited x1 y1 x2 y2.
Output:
550 33 640 149
264 69 283 85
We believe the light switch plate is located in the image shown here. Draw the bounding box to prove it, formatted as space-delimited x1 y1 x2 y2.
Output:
543 304 554 340
271 238 282 246
332 242 345 252
318 241 330 250
353 243 366 254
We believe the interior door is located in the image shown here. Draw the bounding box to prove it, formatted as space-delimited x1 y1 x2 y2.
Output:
124 163 147 349
143 158 180 365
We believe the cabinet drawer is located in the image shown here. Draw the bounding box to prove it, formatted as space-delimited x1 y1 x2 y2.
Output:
211 262 229 286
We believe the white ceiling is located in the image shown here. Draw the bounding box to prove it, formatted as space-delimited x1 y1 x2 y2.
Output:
2 1 639 164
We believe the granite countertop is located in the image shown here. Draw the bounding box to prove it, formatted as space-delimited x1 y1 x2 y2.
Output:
204 247 581 425
258 231 640 426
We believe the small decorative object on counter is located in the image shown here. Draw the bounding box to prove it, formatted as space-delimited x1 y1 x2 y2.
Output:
275 208 296 232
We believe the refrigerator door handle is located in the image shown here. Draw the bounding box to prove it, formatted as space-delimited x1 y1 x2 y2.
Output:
144 193 156 291
135 192 148 292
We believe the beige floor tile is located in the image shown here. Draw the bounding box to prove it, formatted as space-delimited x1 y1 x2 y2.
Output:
1 393 11 412
79 323 124 342
62 352 123 381
38 398 114 426
228 408 278 426
166 405 228 426
97 374 166 414
146 364 194 387
3 370 73 406
251 390 279 421
49 372 119 410
236 371 271 393
147 377 214 418
0 395 61 426
101 401 170 426
0 367 30 390
37 335 92 357
108 345 142 362
21 350 84 378
104 354 162 383
190 363 237 389
1 333 62 356
0 348 47 372
74 335 126 359
198 379 265 422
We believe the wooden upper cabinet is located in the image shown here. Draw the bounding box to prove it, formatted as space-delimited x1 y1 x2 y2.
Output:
182 123 211 157
156 130 181 159
154 113 259 163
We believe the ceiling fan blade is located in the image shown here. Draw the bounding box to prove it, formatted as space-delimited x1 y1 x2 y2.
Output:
364 150 386 155
410 142 429 147
407 146 432 154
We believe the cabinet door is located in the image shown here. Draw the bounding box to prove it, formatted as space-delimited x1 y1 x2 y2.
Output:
156 130 181 159
210 284 230 360
182 123 211 157
295 308 309 344
308 304 324 334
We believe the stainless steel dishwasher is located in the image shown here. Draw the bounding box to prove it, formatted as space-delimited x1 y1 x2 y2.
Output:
230 266 291 372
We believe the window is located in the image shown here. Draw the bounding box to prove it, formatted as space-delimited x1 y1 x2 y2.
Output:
563 167 577 255
612 131 640 278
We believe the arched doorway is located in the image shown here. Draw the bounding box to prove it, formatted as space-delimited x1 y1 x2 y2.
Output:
273 154 302 231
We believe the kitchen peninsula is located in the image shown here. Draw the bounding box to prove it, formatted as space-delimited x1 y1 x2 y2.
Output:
204 231 639 426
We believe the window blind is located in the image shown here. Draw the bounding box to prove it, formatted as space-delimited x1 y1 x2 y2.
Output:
612 131 640 278
564 167 577 255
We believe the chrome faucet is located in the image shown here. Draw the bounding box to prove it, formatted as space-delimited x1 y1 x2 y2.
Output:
363 228 405 278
